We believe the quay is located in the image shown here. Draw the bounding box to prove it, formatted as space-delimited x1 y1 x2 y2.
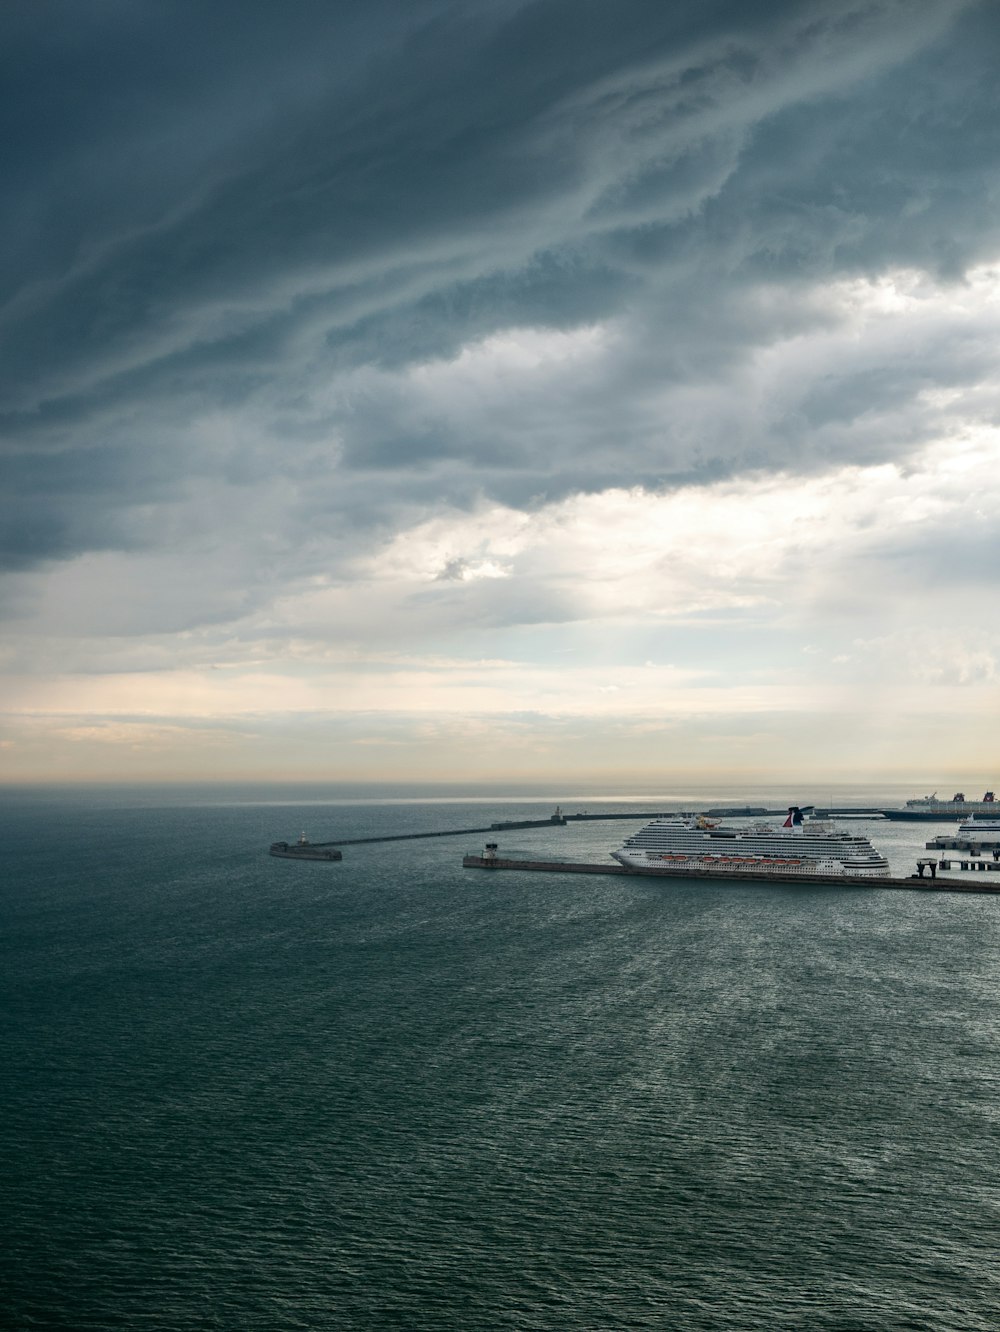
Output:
563 806 885 821
462 855 1000 894
937 858 1000 873
927 836 1000 853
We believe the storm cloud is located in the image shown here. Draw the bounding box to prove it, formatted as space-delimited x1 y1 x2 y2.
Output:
2 0 999 781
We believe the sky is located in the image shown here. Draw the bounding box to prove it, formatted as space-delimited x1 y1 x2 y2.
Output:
2 0 999 787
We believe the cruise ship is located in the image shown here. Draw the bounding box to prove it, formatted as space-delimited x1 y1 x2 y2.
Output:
882 790 996 822
612 808 890 878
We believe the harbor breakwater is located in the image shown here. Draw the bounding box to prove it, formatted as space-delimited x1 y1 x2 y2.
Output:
270 812 572 854
268 805 884 856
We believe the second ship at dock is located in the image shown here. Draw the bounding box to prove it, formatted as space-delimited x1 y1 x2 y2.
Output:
882 789 997 821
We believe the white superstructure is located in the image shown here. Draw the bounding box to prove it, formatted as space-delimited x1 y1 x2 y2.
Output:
956 816 1000 845
611 809 890 878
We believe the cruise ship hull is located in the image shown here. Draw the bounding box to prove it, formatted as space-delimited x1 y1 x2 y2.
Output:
612 850 888 878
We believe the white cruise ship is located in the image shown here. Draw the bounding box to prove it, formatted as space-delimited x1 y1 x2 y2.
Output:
612 808 890 878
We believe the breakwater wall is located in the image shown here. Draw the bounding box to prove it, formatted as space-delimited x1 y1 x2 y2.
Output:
301 815 567 849
462 856 1000 895
269 805 889 857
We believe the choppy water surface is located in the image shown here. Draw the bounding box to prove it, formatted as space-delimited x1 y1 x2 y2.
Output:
2 787 999 1330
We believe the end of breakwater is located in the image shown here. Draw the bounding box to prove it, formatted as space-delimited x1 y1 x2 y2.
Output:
270 841 342 861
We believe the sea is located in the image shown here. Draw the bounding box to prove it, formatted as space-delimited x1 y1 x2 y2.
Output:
2 782 998 1331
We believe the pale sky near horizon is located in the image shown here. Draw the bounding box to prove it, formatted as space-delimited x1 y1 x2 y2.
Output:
2 0 999 785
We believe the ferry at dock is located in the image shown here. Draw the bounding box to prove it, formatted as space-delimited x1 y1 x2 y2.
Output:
955 815 1000 845
882 790 997 822
611 808 890 878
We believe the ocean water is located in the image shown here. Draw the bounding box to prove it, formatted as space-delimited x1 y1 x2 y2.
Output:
2 784 999 1331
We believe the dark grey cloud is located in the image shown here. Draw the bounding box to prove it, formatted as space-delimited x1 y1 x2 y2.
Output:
1 0 997 597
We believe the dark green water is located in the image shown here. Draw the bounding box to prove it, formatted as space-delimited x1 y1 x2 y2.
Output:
2 787 998 1330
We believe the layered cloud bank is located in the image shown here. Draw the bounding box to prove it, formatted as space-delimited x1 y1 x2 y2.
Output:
1 0 998 781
